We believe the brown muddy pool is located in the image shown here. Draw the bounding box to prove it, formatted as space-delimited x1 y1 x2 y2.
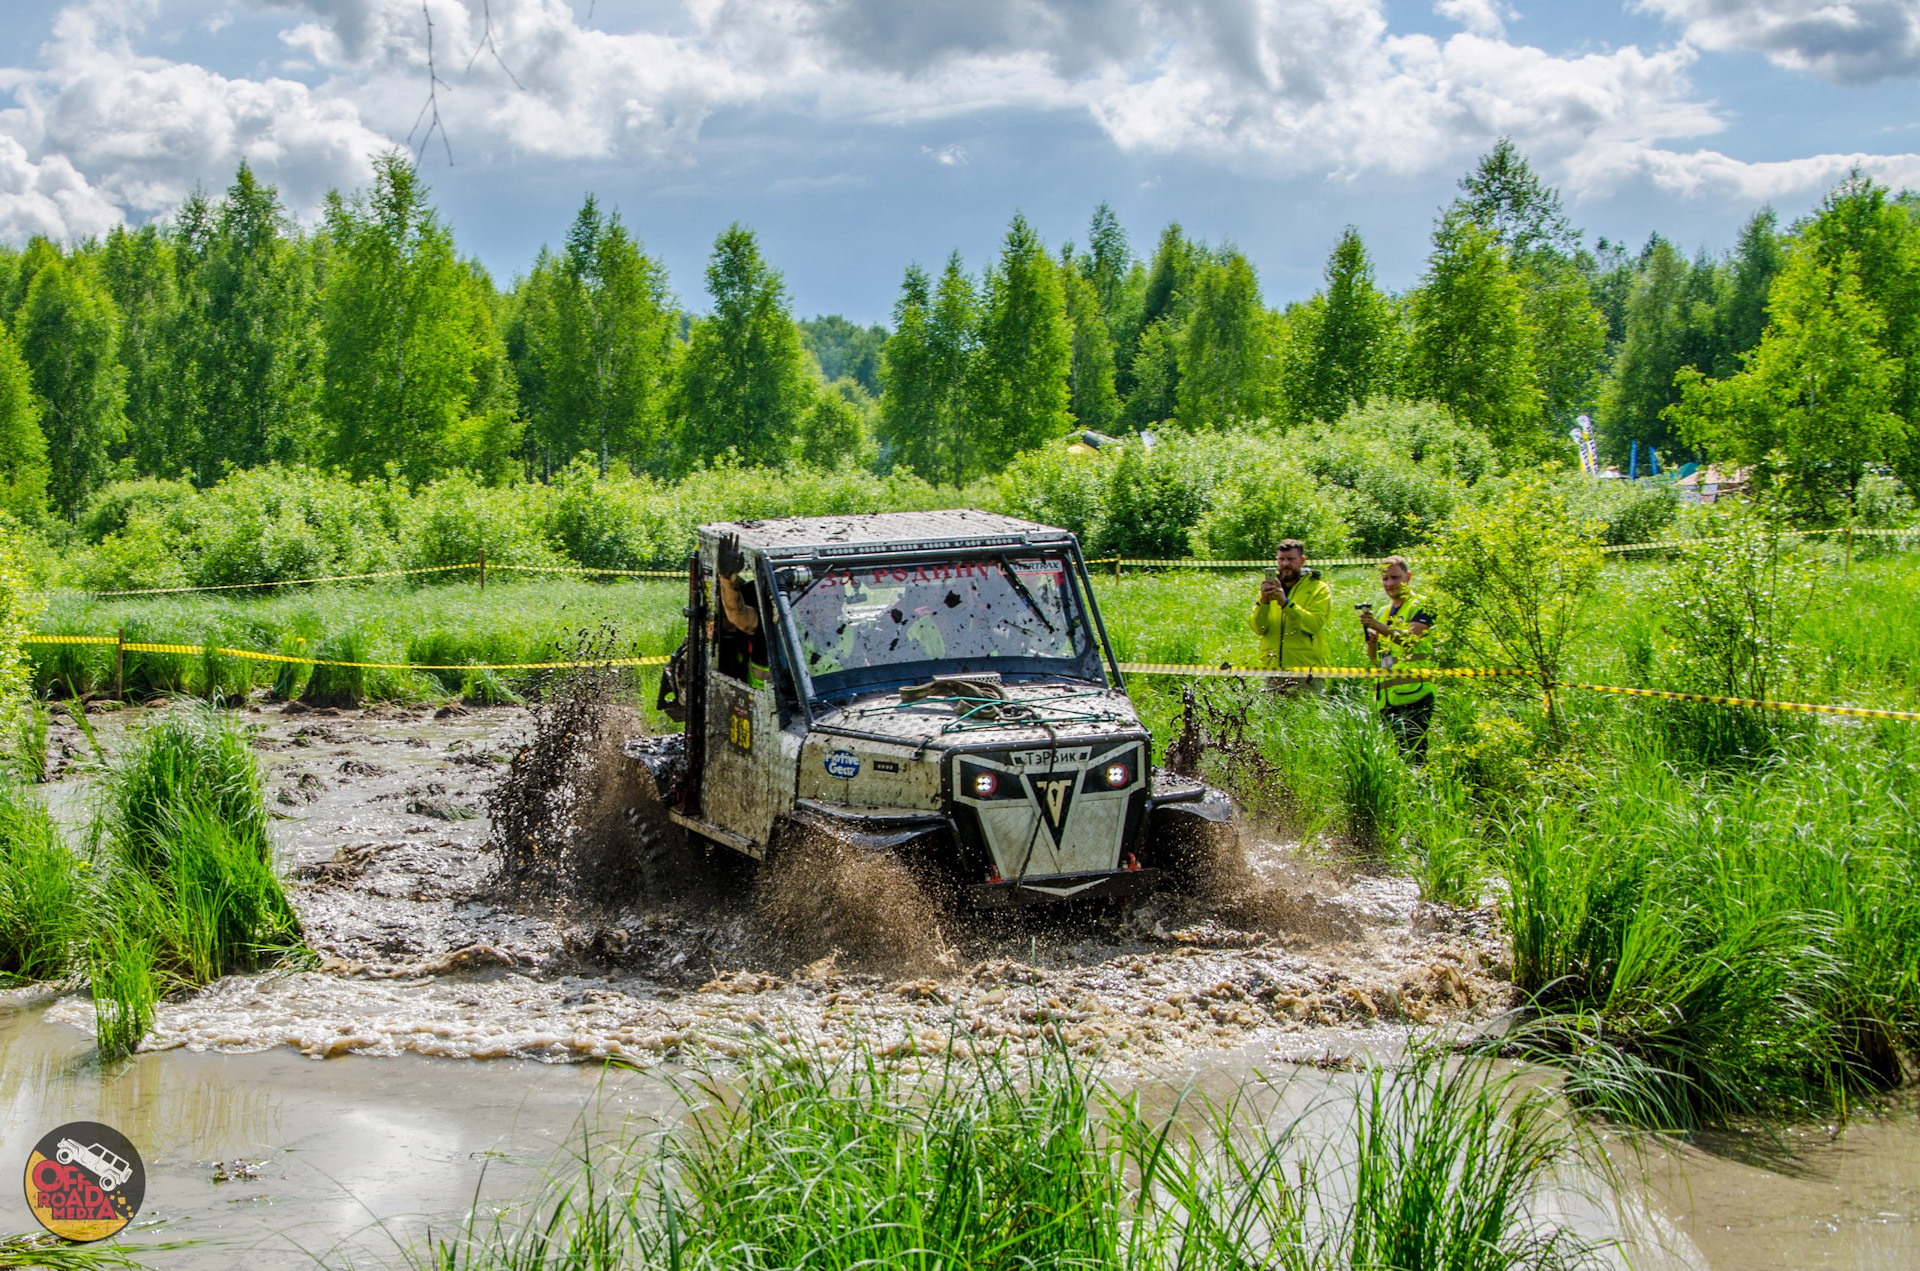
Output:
6 700 1915 1266
5 994 1916 1268
0 991 677 1267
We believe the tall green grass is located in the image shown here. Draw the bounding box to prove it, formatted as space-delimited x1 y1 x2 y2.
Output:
0 1229 158 1268
1493 725 1920 1130
8 699 48 782
0 780 86 981
85 708 300 1055
416 1038 1601 1271
0 708 300 1056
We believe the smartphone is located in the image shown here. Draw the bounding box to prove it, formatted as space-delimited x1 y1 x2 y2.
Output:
1263 569 1277 582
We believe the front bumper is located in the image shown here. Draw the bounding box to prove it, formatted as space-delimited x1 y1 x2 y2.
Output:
969 865 1163 907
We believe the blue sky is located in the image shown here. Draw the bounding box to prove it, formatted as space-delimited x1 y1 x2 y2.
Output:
2 0 1916 324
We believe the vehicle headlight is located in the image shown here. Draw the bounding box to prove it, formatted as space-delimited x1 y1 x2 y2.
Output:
1104 762 1130 788
973 771 998 797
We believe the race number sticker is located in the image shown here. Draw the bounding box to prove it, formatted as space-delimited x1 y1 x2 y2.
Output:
24 1121 144 1242
729 705 752 752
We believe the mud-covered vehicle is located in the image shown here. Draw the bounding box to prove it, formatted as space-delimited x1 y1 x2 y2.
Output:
632 511 1232 905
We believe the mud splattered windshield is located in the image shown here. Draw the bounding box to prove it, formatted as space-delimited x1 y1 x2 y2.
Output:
785 555 1100 693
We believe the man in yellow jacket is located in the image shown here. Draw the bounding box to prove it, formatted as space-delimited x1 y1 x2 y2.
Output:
1360 554 1435 757
1250 539 1331 688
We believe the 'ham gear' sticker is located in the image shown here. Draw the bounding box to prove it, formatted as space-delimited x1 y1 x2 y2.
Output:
24 1122 144 1242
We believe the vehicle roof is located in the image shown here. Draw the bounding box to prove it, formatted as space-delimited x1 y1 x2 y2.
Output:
699 510 1076 559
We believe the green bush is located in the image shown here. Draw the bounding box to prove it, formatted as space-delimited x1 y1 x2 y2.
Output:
1303 401 1495 555
993 442 1115 547
1852 472 1915 530
544 460 679 570
1429 711 1536 804
1192 454 1351 559
995 432 1313 559
1562 475 1680 546
1650 507 1806 759
407 471 559 572
72 466 409 592
1433 472 1604 734
77 477 197 543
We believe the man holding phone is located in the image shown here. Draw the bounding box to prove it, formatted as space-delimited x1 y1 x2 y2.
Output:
1250 539 1331 686
1359 554 1435 756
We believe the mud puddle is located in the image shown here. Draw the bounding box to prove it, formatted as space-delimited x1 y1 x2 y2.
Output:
38 700 1516 1068
0 988 677 1268
18 701 1918 1268
11 985 1915 1270
1629 1096 1920 1268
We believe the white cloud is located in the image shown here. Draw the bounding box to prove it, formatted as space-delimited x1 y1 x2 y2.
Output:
0 134 124 241
1636 0 1920 84
1434 0 1514 39
0 0 388 237
1574 142 1920 201
922 145 969 166
1074 15 1724 184
1 0 1917 244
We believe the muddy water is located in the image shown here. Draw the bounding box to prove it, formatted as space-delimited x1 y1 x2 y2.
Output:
36 700 1519 1066
12 701 1918 1266
1631 1099 1920 1268
0 991 677 1267
8 991 1916 1268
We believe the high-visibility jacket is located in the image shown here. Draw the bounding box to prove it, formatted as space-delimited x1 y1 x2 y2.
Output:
1372 592 1436 709
1250 575 1332 669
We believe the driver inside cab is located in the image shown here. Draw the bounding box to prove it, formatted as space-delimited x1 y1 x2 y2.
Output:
714 533 770 688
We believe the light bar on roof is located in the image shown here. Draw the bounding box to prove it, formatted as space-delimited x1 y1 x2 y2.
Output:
771 532 1067 559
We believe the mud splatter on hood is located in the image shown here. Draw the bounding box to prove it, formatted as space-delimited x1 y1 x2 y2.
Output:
811 684 1143 749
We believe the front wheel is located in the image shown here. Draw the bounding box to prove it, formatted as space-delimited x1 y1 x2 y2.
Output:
751 818 950 970
1140 796 1246 898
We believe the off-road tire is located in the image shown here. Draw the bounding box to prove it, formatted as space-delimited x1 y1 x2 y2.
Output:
751 818 949 970
626 799 695 904
1144 806 1249 899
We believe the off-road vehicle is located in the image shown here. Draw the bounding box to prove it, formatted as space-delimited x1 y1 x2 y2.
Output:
631 510 1232 905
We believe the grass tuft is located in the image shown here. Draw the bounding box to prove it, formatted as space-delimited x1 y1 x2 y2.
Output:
0 780 86 982
416 1036 1603 1271
85 707 301 1057
1492 729 1920 1130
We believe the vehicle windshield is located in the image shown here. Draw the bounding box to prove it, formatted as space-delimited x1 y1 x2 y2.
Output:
785 555 1100 694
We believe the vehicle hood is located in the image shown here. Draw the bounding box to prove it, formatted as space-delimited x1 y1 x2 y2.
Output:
809 681 1142 750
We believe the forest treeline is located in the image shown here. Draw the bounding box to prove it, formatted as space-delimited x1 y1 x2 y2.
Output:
1 141 1917 544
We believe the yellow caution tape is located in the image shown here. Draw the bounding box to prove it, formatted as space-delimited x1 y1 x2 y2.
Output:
23 636 671 674
1114 556 1406 570
1112 527 1917 570
25 634 1919 720
486 563 689 580
1118 662 1531 680
1562 681 1920 723
1119 662 1920 723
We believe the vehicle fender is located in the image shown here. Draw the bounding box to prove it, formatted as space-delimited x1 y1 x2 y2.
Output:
790 800 957 852
621 734 687 797
1148 786 1233 823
